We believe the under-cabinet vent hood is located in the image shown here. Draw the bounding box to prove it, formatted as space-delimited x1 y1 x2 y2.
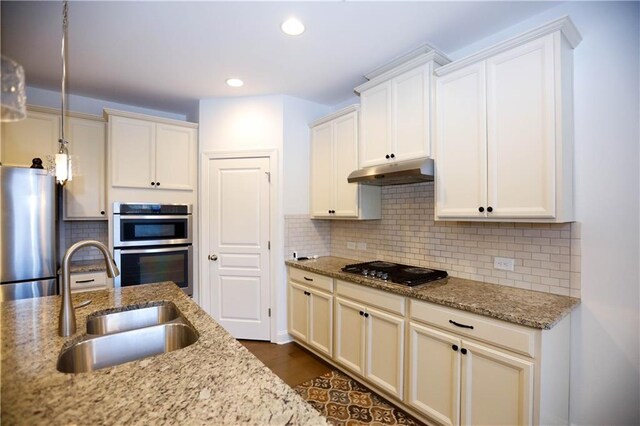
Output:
347 158 435 186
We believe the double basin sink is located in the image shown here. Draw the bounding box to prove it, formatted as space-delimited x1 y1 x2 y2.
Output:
57 302 198 373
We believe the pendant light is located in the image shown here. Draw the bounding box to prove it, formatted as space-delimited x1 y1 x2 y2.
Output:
0 55 27 122
56 0 72 185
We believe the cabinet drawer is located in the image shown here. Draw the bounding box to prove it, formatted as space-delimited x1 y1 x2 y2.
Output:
289 268 334 293
410 299 536 357
70 271 108 293
336 280 405 316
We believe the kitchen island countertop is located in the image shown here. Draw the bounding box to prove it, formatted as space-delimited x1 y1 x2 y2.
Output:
1 283 327 425
286 256 579 330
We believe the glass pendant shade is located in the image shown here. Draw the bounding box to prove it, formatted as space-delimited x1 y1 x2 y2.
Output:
1 55 27 122
55 140 72 184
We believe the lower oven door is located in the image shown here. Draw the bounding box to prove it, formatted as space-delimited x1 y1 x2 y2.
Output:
113 245 192 296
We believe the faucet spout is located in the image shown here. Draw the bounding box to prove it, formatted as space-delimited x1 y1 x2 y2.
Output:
59 240 120 337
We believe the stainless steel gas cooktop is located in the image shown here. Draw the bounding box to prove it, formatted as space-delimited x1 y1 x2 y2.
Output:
341 261 448 286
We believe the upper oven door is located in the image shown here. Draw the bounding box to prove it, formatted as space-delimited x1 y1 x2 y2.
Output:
113 215 192 247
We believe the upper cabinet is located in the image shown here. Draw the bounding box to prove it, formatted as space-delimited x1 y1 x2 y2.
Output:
355 48 451 168
309 105 381 220
105 109 197 191
63 116 106 220
0 106 106 220
1 109 60 167
434 17 581 222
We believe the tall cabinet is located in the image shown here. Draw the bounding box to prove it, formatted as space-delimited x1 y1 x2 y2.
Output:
434 17 581 222
309 105 380 219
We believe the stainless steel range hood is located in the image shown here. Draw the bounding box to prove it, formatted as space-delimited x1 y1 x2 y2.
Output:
347 158 435 186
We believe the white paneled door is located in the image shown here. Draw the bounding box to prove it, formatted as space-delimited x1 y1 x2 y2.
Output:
207 157 271 340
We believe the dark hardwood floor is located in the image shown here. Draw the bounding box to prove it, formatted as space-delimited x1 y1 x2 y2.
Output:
239 340 333 387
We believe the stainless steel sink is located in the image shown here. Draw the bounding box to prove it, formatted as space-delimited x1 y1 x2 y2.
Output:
57 323 198 373
86 302 181 335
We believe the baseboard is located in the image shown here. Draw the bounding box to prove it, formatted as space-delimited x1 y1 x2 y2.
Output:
274 329 293 344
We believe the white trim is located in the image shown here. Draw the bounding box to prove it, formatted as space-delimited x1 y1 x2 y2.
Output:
363 43 449 80
104 107 198 128
275 330 293 344
436 16 582 77
355 51 451 94
199 149 279 342
27 104 103 122
308 104 359 128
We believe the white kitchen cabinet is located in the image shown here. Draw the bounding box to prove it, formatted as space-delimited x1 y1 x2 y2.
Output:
355 50 450 168
68 271 108 293
106 109 197 191
335 280 405 399
409 298 570 426
63 116 106 220
287 268 333 358
309 105 380 220
435 18 581 222
1 108 59 167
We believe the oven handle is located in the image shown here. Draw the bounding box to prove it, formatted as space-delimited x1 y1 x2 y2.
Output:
117 246 192 255
117 215 191 220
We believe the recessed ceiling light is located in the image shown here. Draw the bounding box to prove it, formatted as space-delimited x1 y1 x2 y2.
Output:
281 18 305 36
226 78 244 87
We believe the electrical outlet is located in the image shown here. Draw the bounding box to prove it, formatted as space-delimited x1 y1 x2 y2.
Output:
357 242 367 250
494 257 515 271
347 242 356 250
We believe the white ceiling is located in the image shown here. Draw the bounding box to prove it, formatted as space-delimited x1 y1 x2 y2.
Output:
1 1 561 118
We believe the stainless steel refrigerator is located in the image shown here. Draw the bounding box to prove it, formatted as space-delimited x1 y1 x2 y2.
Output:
1 166 57 301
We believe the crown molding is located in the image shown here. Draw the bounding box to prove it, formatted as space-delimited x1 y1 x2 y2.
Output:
27 105 104 122
309 104 359 128
435 16 582 77
103 108 198 128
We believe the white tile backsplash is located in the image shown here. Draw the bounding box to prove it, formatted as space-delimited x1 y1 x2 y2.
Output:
63 221 109 261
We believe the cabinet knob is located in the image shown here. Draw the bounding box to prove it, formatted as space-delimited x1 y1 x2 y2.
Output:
151 182 155 186
461 348 468 355
452 344 458 351
100 211 105 215
478 207 484 212
359 311 364 316
385 154 390 159
156 182 160 187
390 153 395 159
364 312 369 318
487 206 493 213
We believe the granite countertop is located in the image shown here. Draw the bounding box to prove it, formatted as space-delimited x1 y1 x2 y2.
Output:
1 283 327 425
69 260 108 273
286 256 580 330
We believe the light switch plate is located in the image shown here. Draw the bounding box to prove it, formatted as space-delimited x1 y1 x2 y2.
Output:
357 242 367 250
494 257 515 271
347 242 356 250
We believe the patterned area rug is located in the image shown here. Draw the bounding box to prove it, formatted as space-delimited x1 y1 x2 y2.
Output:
294 370 424 425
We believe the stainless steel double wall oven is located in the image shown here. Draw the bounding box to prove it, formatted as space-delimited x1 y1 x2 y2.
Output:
113 203 192 295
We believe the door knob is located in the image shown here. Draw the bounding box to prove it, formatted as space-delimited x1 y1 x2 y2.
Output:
208 254 218 261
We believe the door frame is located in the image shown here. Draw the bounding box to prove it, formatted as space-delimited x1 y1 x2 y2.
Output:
199 149 279 342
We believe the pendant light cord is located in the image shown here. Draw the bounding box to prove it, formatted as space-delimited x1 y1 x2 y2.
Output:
60 0 68 144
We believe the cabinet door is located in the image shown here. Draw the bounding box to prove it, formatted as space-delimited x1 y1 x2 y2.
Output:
461 340 534 426
110 116 155 189
359 81 392 168
288 282 309 342
393 64 431 161
63 117 106 220
155 124 195 190
486 35 556 218
333 111 359 217
310 122 334 218
435 62 487 219
334 297 365 376
308 287 333 357
407 322 461 426
365 306 405 399
1 111 59 167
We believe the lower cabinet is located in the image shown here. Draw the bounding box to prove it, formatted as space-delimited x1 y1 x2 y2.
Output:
287 278 333 358
68 271 108 294
335 295 405 399
408 321 534 426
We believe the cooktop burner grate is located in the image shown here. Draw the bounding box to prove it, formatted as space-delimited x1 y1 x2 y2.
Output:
341 261 448 286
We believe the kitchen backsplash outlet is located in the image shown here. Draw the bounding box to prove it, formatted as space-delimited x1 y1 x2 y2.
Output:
63 221 109 262
285 215 331 260
330 182 581 298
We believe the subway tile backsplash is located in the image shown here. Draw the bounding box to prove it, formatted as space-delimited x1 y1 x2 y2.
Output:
286 182 581 298
63 221 109 262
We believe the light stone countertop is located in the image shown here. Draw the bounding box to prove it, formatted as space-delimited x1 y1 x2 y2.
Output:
286 256 580 330
1 283 327 425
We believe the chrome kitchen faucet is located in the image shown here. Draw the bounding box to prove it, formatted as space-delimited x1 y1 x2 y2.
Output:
59 240 120 337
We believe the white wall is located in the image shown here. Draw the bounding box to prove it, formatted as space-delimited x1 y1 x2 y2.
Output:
26 86 187 121
451 3 640 424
